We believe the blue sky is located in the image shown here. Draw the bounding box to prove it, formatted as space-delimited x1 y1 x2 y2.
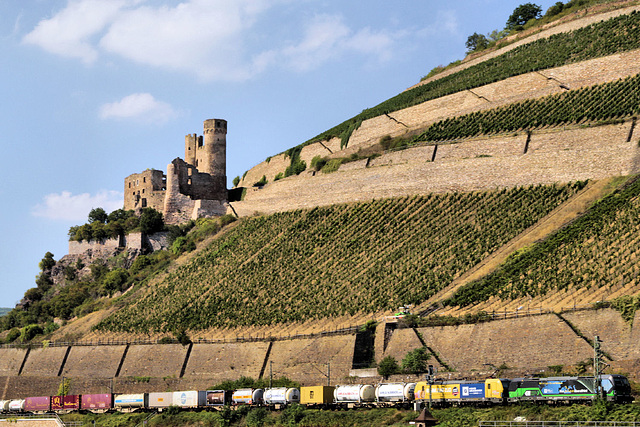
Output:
0 0 559 308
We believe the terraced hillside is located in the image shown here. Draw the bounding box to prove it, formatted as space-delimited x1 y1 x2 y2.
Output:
444 175 640 313
95 183 585 333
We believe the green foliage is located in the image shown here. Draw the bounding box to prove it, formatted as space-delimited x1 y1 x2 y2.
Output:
401 346 431 375
173 328 191 346
39 252 56 272
320 159 343 174
19 324 44 342
274 172 284 181
506 3 542 30
232 176 240 187
466 32 489 53
6 328 20 343
102 268 130 296
310 155 327 171
254 175 267 186
56 377 70 396
88 207 108 224
171 236 196 255
610 295 640 324
96 184 583 332
139 207 164 235
445 177 640 307
546 1 565 17
377 356 400 379
280 403 305 427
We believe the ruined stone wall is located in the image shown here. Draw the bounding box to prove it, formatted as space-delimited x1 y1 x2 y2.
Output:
68 238 121 257
231 122 640 217
124 169 165 212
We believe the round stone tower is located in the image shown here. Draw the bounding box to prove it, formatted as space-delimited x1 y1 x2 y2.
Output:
201 118 227 178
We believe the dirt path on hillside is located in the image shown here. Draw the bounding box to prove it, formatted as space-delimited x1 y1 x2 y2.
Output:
416 177 621 314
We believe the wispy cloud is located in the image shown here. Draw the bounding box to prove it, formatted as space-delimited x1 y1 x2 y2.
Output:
99 93 178 123
273 14 396 72
21 0 402 81
32 190 124 221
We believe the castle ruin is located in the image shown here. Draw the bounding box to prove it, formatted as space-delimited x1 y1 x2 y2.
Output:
124 118 228 224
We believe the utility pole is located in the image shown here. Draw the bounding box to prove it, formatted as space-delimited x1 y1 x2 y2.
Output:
327 362 331 387
425 365 436 410
269 361 273 389
593 335 606 399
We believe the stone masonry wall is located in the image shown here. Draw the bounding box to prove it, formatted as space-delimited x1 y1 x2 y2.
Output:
231 122 640 217
1 309 640 398
235 44 640 191
348 49 640 151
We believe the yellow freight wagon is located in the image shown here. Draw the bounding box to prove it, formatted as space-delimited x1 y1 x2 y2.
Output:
300 386 335 406
415 379 509 405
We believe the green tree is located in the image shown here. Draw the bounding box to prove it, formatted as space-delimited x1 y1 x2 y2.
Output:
139 208 164 234
545 1 564 17
506 3 542 30
402 347 431 375
102 268 129 296
232 176 240 187
39 252 56 272
88 207 108 224
377 356 400 379
465 32 489 53
19 324 44 342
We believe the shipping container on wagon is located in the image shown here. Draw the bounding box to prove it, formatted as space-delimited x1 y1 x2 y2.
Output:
172 391 207 408
232 389 264 405
51 395 80 411
300 386 334 406
8 400 25 412
334 384 376 404
264 388 300 405
81 394 112 411
114 393 148 409
206 390 231 407
375 383 416 403
24 396 51 412
149 392 173 409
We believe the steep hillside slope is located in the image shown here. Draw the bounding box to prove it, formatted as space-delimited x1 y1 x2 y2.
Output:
94 183 585 335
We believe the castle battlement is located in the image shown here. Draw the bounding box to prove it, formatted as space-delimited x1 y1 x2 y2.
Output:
124 118 228 224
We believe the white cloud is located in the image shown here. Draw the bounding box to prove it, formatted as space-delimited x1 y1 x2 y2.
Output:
99 93 178 123
268 14 396 72
32 190 124 221
22 0 130 64
21 0 401 80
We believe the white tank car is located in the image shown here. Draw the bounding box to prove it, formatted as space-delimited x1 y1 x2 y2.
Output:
334 384 376 403
232 388 264 405
264 387 300 405
375 382 417 402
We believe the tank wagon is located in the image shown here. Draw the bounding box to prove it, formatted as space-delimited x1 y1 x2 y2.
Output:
0 375 631 415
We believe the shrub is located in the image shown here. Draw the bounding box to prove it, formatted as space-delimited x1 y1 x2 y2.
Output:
377 356 400 379
321 159 343 174
232 176 240 187
254 175 267 186
402 347 431 375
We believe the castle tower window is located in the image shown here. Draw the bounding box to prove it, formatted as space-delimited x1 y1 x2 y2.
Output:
141 198 147 208
143 177 146 183
188 178 192 185
128 182 131 188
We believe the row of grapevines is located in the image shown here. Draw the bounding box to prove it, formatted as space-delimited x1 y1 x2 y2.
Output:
95 183 586 332
445 176 640 307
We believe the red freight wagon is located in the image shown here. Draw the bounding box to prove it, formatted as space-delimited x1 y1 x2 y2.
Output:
24 396 50 412
51 395 80 411
81 394 112 411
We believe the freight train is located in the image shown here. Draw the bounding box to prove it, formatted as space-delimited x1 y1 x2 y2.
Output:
0 374 632 414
